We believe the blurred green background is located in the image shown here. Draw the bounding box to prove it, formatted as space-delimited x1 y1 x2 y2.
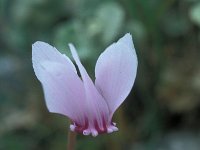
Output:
0 0 200 149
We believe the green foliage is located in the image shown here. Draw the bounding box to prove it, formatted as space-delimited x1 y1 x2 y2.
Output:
189 2 200 26
92 2 125 43
53 20 93 59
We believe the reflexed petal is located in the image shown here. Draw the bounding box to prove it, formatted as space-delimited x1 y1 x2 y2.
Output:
69 44 110 129
32 42 86 125
95 33 138 115
32 41 77 74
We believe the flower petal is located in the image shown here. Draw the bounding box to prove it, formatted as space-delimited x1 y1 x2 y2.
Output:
32 41 77 74
69 44 110 129
95 33 138 115
32 42 86 125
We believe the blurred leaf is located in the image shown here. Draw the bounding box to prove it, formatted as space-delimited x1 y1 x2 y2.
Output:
9 0 68 30
88 2 125 44
0 0 6 17
0 55 20 76
72 0 101 18
130 0 175 32
185 0 198 2
189 2 200 27
126 20 147 43
9 0 41 24
162 11 190 37
77 137 104 150
49 134 66 150
53 20 94 60
0 134 35 150
4 27 26 50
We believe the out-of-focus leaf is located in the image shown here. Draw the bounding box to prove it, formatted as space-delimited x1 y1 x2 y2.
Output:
0 0 6 17
162 11 190 37
77 138 103 150
53 21 94 60
0 134 35 150
4 28 25 50
0 55 21 76
126 20 147 43
88 2 125 44
185 0 198 2
49 134 66 150
71 0 101 18
10 0 41 24
189 2 200 27
10 0 67 29
131 131 200 150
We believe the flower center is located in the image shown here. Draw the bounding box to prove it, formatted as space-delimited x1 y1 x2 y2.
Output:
70 116 118 137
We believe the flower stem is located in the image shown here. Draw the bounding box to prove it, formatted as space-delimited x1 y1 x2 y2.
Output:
67 130 77 150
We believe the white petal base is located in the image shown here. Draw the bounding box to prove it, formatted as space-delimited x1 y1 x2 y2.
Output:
69 122 118 137
70 124 76 131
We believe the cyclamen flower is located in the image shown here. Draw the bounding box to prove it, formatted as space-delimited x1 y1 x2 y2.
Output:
32 33 138 137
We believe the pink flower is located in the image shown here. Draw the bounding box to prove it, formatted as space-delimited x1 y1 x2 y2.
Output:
32 33 138 137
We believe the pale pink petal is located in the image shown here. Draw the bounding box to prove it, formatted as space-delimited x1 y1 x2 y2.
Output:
95 33 138 116
32 41 77 74
32 42 86 125
69 44 110 130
